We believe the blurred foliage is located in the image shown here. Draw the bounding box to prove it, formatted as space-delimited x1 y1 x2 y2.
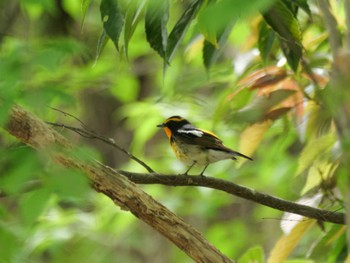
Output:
0 0 348 262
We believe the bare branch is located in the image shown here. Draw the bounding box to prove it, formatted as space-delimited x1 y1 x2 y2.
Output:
114 170 345 225
46 121 155 173
49 106 90 130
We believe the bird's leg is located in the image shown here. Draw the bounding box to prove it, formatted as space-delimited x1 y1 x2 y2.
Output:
183 161 197 175
199 164 209 176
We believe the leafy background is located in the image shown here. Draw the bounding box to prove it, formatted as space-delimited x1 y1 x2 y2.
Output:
0 0 346 262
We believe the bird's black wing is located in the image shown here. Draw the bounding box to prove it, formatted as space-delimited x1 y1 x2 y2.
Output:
174 125 253 160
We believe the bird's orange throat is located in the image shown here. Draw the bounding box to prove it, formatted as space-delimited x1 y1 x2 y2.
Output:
163 127 172 139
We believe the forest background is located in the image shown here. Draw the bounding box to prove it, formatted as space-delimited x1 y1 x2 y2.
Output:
0 0 349 262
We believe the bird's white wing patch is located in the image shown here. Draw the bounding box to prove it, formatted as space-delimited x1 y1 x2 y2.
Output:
178 129 203 137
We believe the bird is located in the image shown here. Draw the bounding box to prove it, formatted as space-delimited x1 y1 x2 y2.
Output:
157 116 253 175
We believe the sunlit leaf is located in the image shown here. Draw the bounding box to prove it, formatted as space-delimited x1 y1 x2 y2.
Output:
296 133 336 176
124 0 147 57
239 245 265 263
166 0 204 63
185 35 204 62
145 0 169 60
268 219 316 263
304 101 332 140
100 0 124 50
301 161 338 195
238 120 272 163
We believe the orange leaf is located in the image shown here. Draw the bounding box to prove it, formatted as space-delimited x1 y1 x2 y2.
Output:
238 66 287 89
265 107 291 120
302 72 328 88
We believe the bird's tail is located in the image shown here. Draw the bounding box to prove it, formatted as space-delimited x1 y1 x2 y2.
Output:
232 151 253 161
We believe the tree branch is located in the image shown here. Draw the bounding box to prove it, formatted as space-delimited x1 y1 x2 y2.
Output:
5 105 234 263
115 170 345 225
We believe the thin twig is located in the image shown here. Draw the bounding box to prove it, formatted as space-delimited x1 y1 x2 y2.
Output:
49 106 90 130
47 122 155 173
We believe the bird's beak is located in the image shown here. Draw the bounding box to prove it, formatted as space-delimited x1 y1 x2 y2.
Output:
157 123 165 128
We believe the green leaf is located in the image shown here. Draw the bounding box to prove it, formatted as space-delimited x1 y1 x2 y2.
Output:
81 0 92 28
20 188 51 224
198 0 275 46
293 0 312 16
263 0 302 42
203 22 235 70
145 0 169 59
47 167 90 202
279 37 302 72
262 0 303 71
328 231 347 262
123 0 147 58
0 225 19 262
282 0 311 16
100 0 124 50
166 0 204 63
301 161 337 195
0 147 41 195
239 246 265 263
258 21 276 63
296 133 336 175
95 30 109 64
309 225 346 260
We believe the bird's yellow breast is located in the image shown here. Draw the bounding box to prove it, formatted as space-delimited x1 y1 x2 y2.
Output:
170 139 235 166
170 140 209 166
